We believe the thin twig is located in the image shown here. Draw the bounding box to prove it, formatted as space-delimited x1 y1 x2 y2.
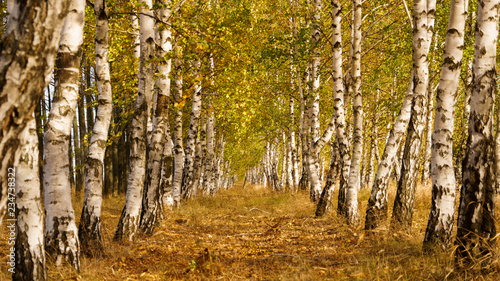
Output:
272 254 299 258
248 208 271 214
227 233 263 237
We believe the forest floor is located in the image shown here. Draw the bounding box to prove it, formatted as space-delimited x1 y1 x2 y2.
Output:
2 181 500 280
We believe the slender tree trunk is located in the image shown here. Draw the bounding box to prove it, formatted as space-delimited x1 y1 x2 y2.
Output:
69 121 76 190
342 0 363 225
114 0 155 241
79 0 113 256
171 47 184 205
74 109 83 194
204 57 217 195
43 0 84 269
303 0 323 201
282 132 288 189
215 137 226 192
423 0 468 250
36 92 45 188
104 144 113 197
191 125 204 198
316 0 350 217
195 118 207 194
85 64 95 134
0 0 69 225
391 0 435 231
77 83 87 191
15 118 46 281
455 0 499 267
72 116 80 193
330 0 350 217
316 140 339 216
365 106 378 190
365 80 413 229
140 1 172 233
181 59 202 199
112 140 119 195
299 74 309 191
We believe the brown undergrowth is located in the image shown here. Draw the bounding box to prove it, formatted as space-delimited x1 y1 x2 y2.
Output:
2 181 500 280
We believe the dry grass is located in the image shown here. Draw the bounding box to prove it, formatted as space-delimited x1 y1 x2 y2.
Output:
2 181 500 280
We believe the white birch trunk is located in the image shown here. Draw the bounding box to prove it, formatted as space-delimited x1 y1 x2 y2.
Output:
160 136 174 211
316 0 350 216
365 115 377 190
130 13 141 60
204 113 216 195
456 59 473 184
15 118 46 280
305 0 323 201
43 0 84 269
114 0 155 241
204 56 217 195
79 0 113 257
172 50 184 205
423 0 468 250
191 124 204 198
455 0 499 266
0 0 69 225
196 118 207 194
391 0 435 231
181 60 202 199
140 1 172 233
343 0 362 225
365 64 414 228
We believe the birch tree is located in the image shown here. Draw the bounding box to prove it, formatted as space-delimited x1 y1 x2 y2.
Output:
0 0 69 224
304 0 323 201
364 79 413 229
43 0 84 269
423 0 468 250
204 56 217 195
115 0 155 241
390 0 436 231
140 1 173 234
316 0 349 217
455 0 499 266
181 59 203 199
79 0 114 256
15 118 46 280
342 0 362 225
172 49 184 205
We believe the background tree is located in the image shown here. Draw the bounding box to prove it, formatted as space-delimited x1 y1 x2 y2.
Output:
43 0 85 269
79 0 114 257
455 0 499 267
114 0 155 242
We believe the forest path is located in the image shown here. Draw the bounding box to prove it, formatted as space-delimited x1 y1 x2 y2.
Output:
2 182 492 280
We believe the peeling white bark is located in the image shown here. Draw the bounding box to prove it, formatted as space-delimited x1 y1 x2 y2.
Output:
115 0 155 241
79 0 113 256
43 0 84 269
15 118 46 280
455 0 499 265
423 0 468 250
